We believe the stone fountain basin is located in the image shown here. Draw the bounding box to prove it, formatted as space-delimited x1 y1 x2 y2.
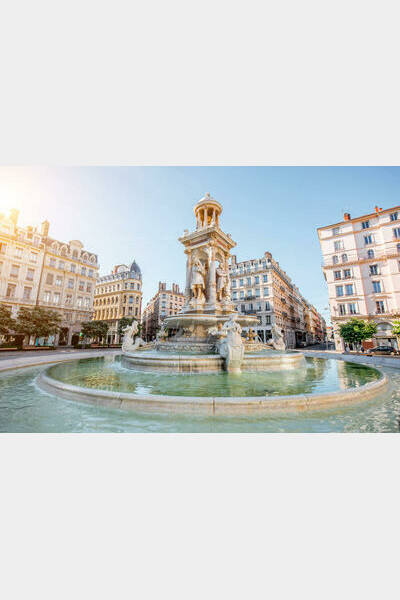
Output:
37 367 388 415
121 348 306 372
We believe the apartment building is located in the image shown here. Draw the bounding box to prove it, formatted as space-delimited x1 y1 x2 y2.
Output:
318 205 400 349
0 209 45 314
0 209 99 345
93 261 143 343
141 282 184 341
229 252 325 348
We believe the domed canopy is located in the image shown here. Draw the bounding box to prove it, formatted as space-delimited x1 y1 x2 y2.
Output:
194 193 222 229
129 260 141 276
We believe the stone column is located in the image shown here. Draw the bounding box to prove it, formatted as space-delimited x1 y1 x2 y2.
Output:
206 245 217 311
184 250 192 309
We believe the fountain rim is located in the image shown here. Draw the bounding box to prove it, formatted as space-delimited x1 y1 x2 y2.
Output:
36 362 388 415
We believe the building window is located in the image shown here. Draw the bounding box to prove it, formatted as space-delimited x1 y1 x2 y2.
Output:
23 286 32 300
68 279 74 289
367 249 375 258
49 258 56 267
336 285 344 297
345 284 354 295
26 268 34 281
70 264 76 273
232 280 237 288
246 277 251 286
0 243 7 254
338 304 346 316
372 281 382 293
343 269 351 279
265 302 270 311
341 254 348 263
77 297 83 308
390 212 398 221
43 291 51 302
88 268 93 277
58 261 65 270
30 252 38 263
334 270 341 280
240 291 244 299
334 240 343 251
53 292 61 305
78 281 85 291
255 276 259 284
81 267 86 276
129 296 134 304
370 264 378 275
46 273 54 285
332 227 341 236
87 283 92 293
348 303 358 315
246 290 252 298
239 279 244 287
265 316 271 325
364 235 373 245
255 288 260 297
6 284 16 298
263 274 268 283
362 220 370 229
55 276 63 286
332 255 339 265
394 228 400 238
233 291 237 300
376 300 385 314
264 287 269 296
10 264 20 278
14 247 23 259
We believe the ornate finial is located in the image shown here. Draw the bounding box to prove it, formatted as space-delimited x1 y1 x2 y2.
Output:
205 192 211 198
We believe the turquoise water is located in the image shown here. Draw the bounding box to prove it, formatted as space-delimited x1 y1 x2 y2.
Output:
0 356 398 432
47 356 380 397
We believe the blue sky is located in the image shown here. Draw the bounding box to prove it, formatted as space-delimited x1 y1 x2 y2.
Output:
1 166 400 319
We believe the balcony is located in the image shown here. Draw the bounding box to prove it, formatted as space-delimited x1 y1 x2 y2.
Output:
0 295 35 305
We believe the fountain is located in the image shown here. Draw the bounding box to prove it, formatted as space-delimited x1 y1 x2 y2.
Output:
35 194 388 417
121 193 305 373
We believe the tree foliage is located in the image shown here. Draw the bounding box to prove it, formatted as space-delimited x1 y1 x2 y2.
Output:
391 319 400 338
14 307 62 339
117 317 134 336
0 303 14 335
338 319 377 346
81 320 109 341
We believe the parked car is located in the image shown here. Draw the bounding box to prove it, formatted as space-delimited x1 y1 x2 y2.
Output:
366 345 399 356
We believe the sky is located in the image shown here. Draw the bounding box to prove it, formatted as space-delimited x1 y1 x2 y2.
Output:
1 166 400 321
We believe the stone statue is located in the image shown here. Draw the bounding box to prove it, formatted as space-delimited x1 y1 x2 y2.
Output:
269 325 286 350
190 257 206 302
122 320 146 353
216 314 244 373
156 322 168 341
247 328 257 342
216 262 229 302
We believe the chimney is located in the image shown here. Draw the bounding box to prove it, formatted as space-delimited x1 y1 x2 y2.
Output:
41 220 49 237
344 213 351 221
9 208 19 225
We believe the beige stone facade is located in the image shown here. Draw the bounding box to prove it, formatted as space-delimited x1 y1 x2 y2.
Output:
93 262 143 343
142 282 184 341
229 252 325 348
0 209 99 345
318 205 400 350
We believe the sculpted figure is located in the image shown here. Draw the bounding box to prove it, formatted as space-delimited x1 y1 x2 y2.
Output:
217 314 244 373
122 320 147 353
122 321 139 353
216 262 229 302
268 325 286 350
191 257 206 301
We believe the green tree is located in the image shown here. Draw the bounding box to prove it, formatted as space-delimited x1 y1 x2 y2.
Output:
81 320 109 342
117 317 134 337
14 307 62 343
0 303 14 335
338 318 377 348
391 320 400 347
